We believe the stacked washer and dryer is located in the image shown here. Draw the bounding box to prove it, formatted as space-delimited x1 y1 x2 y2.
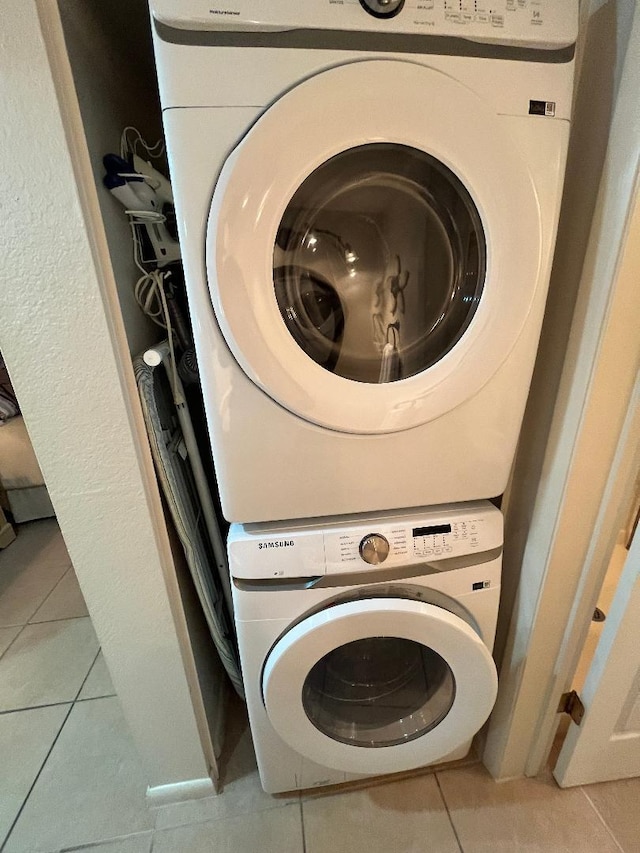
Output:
150 0 579 793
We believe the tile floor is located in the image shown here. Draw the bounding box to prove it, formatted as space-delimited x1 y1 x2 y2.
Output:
1 519 639 853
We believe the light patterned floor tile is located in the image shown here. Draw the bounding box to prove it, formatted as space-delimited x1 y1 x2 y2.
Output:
302 773 460 853
29 568 89 623
0 617 99 711
437 763 621 852
3 697 154 853
0 704 70 847
0 626 21 659
154 701 296 831
582 777 640 852
153 803 303 853
77 650 116 700
0 520 71 627
60 830 153 852
1 518 70 570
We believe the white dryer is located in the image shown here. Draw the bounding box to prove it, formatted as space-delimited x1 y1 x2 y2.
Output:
150 1 579 522
228 500 502 793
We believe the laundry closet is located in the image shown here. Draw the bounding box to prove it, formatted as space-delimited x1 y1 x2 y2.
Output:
21 0 639 798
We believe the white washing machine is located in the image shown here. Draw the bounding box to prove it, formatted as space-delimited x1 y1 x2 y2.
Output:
150 1 579 523
228 500 502 793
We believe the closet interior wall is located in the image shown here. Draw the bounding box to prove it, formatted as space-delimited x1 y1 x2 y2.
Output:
57 0 227 761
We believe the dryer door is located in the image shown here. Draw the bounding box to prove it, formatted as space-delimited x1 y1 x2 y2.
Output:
262 598 498 775
207 60 542 434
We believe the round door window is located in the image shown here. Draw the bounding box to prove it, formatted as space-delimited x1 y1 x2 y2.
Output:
274 144 486 384
302 636 456 748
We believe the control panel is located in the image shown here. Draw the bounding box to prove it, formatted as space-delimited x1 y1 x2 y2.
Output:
151 0 579 50
323 509 498 573
228 501 503 580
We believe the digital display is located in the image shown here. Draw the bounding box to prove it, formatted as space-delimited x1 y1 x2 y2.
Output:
412 524 451 537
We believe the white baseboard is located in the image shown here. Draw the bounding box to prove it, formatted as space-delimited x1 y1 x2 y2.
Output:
146 776 217 807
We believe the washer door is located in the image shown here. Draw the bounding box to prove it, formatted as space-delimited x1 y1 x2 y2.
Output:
207 60 542 434
262 598 498 775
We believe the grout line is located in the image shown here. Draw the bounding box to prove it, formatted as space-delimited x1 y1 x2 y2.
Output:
73 648 102 703
0 650 103 852
299 798 307 853
23 565 72 624
0 614 92 642
0 701 74 853
0 530 90 851
579 786 625 853
435 773 464 853
0 643 101 717
0 624 27 664
58 829 155 852
0 699 79 716
27 613 91 626
75 693 117 703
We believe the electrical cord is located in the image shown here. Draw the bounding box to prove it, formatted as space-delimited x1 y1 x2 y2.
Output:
134 268 183 406
126 208 167 272
120 126 165 161
118 171 162 191
119 127 182 404
131 224 182 406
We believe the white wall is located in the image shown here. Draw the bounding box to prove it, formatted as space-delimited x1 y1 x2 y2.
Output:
0 0 214 795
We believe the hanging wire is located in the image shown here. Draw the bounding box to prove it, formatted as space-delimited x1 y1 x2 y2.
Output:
129 216 182 406
120 126 165 161
118 127 180 402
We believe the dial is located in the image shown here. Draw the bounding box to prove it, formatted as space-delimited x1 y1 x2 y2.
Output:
359 0 405 19
359 533 390 565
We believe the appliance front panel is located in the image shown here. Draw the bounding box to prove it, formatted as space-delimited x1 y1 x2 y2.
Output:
262 598 498 774
232 562 503 645
208 60 543 434
150 0 579 50
229 500 503 579
156 45 571 521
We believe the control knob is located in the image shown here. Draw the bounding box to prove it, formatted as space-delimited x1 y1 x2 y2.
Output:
359 0 405 19
359 533 390 565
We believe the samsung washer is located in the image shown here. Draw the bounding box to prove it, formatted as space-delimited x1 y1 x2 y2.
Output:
228 500 502 793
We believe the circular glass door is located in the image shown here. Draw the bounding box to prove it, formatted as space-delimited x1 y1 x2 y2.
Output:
208 60 542 433
275 144 486 384
302 636 456 747
262 598 498 775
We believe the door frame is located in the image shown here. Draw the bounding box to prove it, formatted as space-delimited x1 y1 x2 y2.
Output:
483 5 640 780
527 364 640 778
553 388 640 786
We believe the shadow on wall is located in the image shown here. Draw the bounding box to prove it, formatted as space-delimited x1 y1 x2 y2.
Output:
57 0 166 358
494 0 633 667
